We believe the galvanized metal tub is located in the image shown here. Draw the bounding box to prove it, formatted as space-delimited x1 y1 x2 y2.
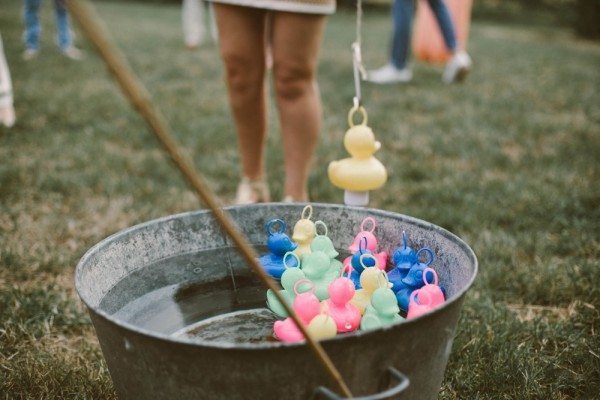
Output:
75 203 477 399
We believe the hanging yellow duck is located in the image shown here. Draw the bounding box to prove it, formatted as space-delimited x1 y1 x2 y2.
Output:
328 107 387 206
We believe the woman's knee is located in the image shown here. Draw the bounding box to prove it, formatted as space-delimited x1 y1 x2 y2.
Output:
273 60 314 101
221 51 264 98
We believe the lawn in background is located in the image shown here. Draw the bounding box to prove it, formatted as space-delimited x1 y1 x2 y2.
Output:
0 1 599 398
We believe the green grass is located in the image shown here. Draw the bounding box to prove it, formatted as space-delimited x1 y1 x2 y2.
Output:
1 1 599 399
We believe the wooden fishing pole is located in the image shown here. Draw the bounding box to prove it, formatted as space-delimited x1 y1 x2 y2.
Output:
64 0 352 398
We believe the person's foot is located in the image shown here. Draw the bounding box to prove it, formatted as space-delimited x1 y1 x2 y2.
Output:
0 105 16 128
442 51 472 84
22 48 39 61
281 195 309 203
367 64 412 84
234 177 270 205
61 46 84 60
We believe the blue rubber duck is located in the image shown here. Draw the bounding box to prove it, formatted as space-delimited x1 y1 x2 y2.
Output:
387 231 418 292
349 237 377 289
258 219 298 280
395 247 434 311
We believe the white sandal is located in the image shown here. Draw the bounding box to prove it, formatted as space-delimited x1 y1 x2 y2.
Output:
234 177 271 205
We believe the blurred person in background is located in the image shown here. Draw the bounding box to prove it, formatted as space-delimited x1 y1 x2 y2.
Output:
0 34 15 128
368 0 471 84
182 0 217 49
210 0 335 203
22 0 83 60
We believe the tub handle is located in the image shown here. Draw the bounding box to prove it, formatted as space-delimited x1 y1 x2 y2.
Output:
311 367 409 400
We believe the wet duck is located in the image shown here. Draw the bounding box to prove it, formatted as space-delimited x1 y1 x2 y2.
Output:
306 312 337 341
324 273 361 333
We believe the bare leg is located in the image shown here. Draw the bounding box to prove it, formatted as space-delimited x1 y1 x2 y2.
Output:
214 4 267 181
271 12 326 201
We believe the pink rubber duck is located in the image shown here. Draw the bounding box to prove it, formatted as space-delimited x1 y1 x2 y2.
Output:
406 288 434 320
343 217 388 271
324 270 361 333
419 268 445 308
273 280 321 343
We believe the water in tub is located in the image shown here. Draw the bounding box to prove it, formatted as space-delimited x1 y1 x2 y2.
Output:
99 247 344 344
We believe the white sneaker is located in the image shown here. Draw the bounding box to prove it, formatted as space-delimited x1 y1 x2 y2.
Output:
367 64 412 84
442 51 472 84
22 48 39 61
61 46 84 60
0 105 15 128
234 177 271 205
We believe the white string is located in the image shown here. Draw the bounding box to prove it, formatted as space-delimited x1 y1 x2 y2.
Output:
352 0 367 108
356 0 362 45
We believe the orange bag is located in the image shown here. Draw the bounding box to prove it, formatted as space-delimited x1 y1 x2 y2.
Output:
413 0 472 64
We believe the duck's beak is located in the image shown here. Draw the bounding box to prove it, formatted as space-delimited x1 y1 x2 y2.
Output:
374 141 381 152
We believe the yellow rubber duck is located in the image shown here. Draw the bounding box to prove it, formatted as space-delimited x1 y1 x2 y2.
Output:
328 107 387 206
306 312 338 341
351 254 392 314
292 205 316 259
